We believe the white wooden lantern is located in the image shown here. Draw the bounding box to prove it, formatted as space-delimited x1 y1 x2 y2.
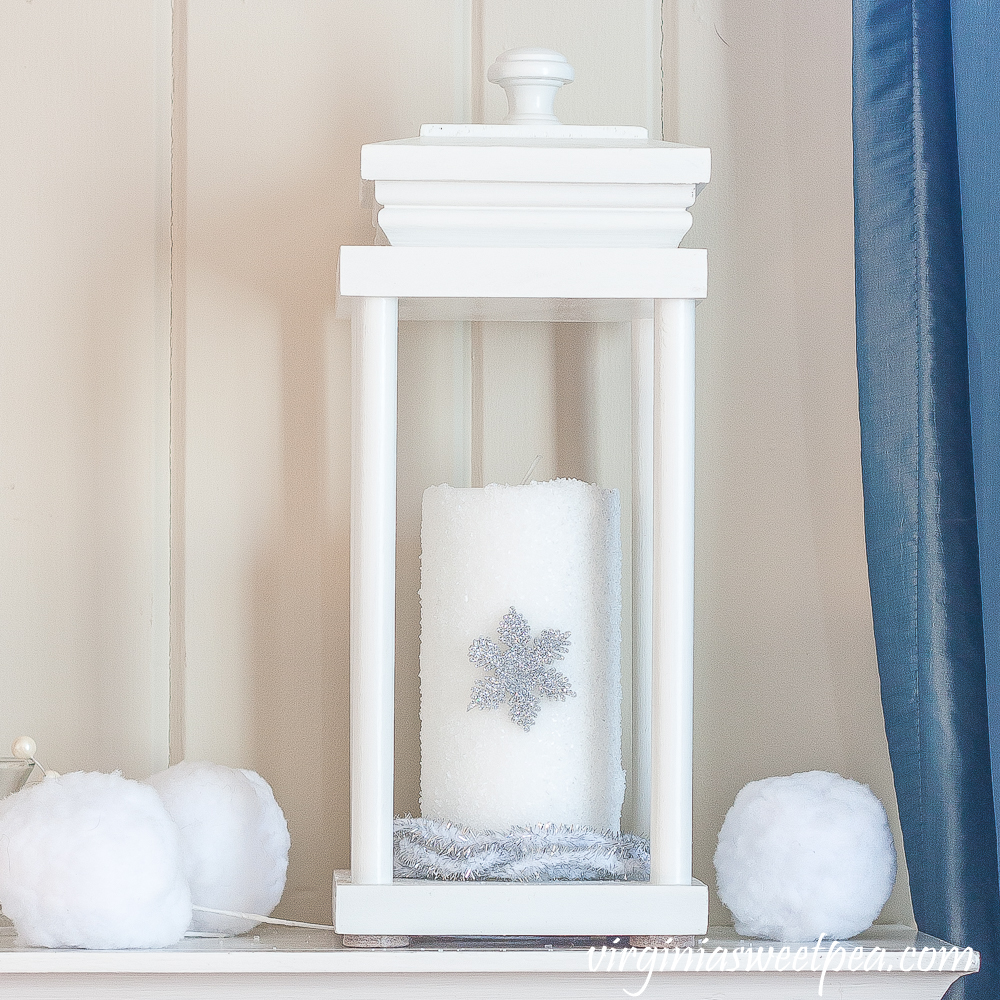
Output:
334 49 711 944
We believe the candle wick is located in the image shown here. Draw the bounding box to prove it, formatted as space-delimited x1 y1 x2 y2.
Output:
519 454 542 485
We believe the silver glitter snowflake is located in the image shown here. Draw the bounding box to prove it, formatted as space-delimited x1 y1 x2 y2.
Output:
467 607 575 732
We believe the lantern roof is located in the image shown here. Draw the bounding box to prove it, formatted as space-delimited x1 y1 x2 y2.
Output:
359 48 710 248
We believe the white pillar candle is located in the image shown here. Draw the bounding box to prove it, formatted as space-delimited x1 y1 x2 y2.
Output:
419 478 626 832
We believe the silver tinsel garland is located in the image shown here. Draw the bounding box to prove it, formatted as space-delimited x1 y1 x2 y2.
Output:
393 816 650 882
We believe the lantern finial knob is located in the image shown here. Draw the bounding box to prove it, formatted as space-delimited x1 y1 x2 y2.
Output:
487 48 574 125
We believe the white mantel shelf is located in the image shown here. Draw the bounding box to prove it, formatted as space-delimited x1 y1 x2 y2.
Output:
0 922 976 999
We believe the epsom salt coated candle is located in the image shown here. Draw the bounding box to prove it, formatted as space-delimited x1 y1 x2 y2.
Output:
419 478 626 832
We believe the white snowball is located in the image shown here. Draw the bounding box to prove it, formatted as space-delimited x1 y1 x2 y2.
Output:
714 770 897 941
148 761 290 935
0 771 192 949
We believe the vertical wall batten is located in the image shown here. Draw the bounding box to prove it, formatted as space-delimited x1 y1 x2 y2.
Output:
149 0 175 773
470 0 487 125
168 0 188 765
468 1 486 487
647 0 665 139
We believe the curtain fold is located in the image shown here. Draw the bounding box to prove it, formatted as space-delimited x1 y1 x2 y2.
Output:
952 0 1000 867
853 0 1000 996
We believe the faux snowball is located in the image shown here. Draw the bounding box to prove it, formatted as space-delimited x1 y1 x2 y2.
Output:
0 771 192 949
714 770 897 941
148 761 290 935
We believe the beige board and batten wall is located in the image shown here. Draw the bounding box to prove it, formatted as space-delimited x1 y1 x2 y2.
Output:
0 0 912 927
666 0 914 926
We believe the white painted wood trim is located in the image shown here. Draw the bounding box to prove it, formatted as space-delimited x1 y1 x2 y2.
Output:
0 969 974 1000
339 247 708 300
0 924 977 1000
360 297 656 322
361 141 711 183
0 972 974 1000
349 297 399 885
333 872 708 936
650 299 696 885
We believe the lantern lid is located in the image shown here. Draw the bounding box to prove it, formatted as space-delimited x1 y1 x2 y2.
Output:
361 136 711 186
360 48 710 248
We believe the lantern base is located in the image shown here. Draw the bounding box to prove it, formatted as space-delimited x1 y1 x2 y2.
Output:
333 870 708 938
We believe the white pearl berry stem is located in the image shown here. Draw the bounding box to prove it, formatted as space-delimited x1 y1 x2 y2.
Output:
10 735 54 778
11 736 36 760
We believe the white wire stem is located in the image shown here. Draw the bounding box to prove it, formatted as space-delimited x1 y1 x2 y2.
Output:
191 905 336 931
519 454 542 485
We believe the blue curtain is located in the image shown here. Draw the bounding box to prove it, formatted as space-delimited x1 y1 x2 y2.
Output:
953 1 1000 858
853 1 1000 997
